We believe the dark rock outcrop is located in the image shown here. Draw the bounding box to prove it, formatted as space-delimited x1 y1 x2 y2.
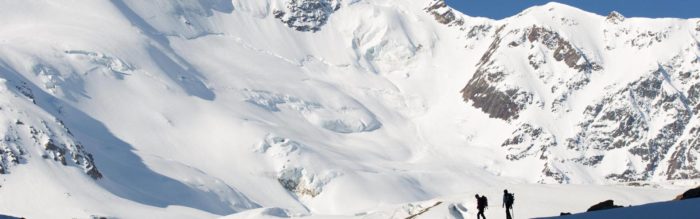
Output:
0 82 101 180
424 0 464 26
525 26 602 72
605 11 625 24
461 26 532 121
461 73 532 121
675 186 700 200
462 25 603 121
586 200 623 212
502 123 556 161
567 64 694 182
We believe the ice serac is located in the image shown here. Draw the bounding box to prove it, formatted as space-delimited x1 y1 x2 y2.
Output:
273 0 342 32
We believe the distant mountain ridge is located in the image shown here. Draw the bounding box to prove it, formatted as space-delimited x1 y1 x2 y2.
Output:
427 0 700 183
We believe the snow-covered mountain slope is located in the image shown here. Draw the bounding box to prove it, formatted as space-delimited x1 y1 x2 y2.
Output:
221 183 687 219
225 191 700 219
456 3 700 184
0 0 698 218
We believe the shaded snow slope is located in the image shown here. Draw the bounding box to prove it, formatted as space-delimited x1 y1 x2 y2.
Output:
0 0 698 218
538 198 700 219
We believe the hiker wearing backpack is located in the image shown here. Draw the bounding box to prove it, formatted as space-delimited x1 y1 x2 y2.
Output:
475 194 488 219
503 189 514 219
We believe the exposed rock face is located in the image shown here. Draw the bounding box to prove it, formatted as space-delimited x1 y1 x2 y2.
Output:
462 25 602 121
502 123 556 161
493 49 700 183
466 24 493 41
0 78 101 179
274 0 341 32
524 26 602 72
605 11 625 24
462 26 532 121
446 0 700 183
630 30 671 49
541 162 570 184
460 71 532 121
425 0 464 26
570 63 696 182
667 126 700 179
0 133 22 175
501 123 568 183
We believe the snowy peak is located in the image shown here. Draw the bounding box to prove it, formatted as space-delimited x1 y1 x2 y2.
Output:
509 1 603 25
454 2 700 183
424 0 465 26
606 11 626 24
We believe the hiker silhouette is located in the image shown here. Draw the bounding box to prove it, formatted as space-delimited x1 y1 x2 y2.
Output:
476 194 488 219
503 189 515 219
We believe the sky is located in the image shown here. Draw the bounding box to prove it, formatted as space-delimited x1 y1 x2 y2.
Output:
445 0 700 19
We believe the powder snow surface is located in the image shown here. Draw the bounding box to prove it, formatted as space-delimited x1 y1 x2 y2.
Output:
0 0 697 218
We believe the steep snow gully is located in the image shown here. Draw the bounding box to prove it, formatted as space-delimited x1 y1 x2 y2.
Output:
0 0 698 218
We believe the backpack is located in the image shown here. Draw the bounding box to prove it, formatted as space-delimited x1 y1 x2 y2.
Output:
505 193 515 206
481 196 488 208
